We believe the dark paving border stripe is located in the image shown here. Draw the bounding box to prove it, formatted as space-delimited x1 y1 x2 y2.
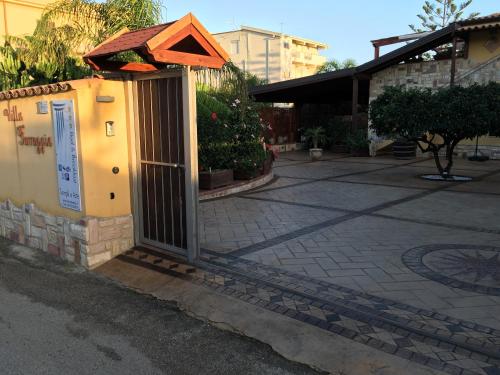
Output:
245 159 428 196
272 155 352 170
317 156 500 174
206 263 500 360
226 211 362 257
119 250 498 375
196 256 500 361
274 172 500 197
198 252 500 358
237 195 500 235
203 249 500 338
371 213 500 235
205 249 500 342
225 167 500 258
115 255 457 374
228 184 460 258
333 178 500 198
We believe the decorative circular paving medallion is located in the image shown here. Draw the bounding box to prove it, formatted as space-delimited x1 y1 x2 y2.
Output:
402 244 500 296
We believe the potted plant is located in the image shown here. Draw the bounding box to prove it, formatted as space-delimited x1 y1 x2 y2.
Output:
347 130 370 157
198 143 234 190
304 127 327 161
326 117 350 154
233 142 267 180
392 137 417 159
199 168 234 190
261 149 275 175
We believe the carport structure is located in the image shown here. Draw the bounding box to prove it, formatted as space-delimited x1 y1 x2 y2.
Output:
250 14 500 137
250 68 371 133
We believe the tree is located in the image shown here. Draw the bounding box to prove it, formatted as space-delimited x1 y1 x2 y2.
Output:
410 0 479 32
0 27 90 91
38 0 162 49
317 58 357 74
370 83 500 178
0 0 162 90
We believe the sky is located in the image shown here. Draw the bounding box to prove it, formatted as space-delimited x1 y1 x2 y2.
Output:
164 0 498 65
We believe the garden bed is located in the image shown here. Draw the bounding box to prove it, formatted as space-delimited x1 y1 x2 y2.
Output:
199 170 274 201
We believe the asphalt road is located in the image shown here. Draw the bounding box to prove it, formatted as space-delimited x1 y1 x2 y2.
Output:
0 239 320 375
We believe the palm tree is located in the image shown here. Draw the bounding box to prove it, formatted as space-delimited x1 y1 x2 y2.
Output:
317 58 357 74
36 0 162 53
0 0 162 90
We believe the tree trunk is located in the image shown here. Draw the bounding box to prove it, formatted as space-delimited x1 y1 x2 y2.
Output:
442 140 458 177
432 149 445 176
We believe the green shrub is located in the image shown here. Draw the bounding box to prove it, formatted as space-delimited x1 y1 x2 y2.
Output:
370 83 500 177
325 117 351 147
196 66 266 175
346 129 370 151
230 141 267 173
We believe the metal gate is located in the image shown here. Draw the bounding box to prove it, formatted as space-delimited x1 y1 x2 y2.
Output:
133 70 199 260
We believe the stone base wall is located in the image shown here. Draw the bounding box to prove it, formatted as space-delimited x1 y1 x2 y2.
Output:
369 57 500 101
370 56 500 156
414 145 500 160
0 200 134 269
455 144 500 160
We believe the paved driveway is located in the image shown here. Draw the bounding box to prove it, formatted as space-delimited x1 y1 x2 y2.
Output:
199 152 500 375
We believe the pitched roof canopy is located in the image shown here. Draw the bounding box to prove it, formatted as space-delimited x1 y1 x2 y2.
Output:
250 12 500 103
84 13 229 72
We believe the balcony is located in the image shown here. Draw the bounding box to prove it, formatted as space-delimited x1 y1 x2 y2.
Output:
291 51 325 66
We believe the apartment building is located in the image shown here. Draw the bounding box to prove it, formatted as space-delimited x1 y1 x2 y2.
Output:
213 26 327 83
0 0 52 40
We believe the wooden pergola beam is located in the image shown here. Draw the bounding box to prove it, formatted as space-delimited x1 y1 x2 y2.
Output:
84 57 160 73
151 50 226 69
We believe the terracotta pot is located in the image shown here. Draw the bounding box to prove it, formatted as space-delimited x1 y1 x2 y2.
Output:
199 169 234 190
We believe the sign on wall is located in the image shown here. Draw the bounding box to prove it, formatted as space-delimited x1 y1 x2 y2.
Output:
52 100 82 212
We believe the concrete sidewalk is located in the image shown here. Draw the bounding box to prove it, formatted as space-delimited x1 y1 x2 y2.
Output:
0 239 319 375
97 249 438 375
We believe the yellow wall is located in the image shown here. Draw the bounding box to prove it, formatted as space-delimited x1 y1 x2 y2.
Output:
73 79 132 218
0 0 53 39
0 78 133 219
467 29 500 146
468 29 500 63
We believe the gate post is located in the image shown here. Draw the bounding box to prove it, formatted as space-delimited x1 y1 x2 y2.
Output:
182 66 200 262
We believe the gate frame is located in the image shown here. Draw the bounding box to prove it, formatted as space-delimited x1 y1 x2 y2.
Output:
128 67 200 263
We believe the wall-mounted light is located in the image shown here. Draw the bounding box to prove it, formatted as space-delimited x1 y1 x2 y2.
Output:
105 121 115 137
96 96 115 103
36 101 48 114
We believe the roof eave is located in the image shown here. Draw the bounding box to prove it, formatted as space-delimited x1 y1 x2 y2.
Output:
249 68 356 96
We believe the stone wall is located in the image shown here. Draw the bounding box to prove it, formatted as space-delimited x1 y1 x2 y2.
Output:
369 56 500 157
0 200 134 269
369 56 500 101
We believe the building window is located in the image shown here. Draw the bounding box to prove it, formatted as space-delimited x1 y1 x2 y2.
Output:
284 42 290 49
231 40 240 54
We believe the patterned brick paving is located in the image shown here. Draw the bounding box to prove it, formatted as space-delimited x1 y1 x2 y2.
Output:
196 153 500 374
119 247 500 375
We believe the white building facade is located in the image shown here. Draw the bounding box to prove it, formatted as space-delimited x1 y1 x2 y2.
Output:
213 26 327 83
